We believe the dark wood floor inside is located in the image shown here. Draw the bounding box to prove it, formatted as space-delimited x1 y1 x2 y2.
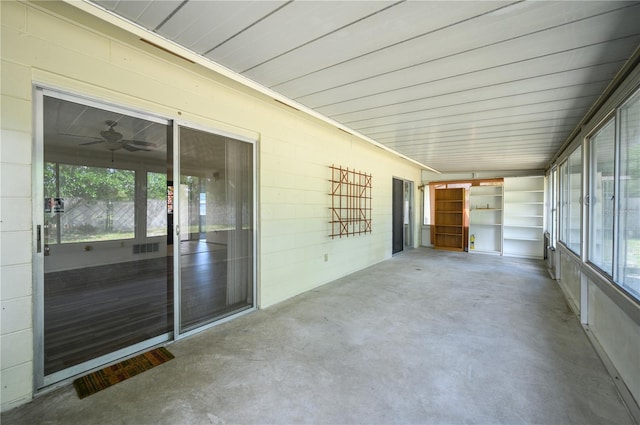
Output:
44 241 251 375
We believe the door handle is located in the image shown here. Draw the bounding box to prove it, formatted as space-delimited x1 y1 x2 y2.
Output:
37 225 42 253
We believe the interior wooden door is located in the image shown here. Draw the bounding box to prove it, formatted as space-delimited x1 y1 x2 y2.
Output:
434 188 465 251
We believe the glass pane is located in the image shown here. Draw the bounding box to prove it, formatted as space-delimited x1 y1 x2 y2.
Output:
567 148 582 254
42 94 171 375
179 126 254 332
550 168 557 246
57 164 135 243
559 161 569 244
617 91 640 300
588 120 615 275
147 172 168 237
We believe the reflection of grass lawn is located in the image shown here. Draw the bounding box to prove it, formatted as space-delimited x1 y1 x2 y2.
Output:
62 232 134 243
629 239 640 268
60 224 253 243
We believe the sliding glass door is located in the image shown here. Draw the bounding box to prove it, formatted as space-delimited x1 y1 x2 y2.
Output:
177 126 254 333
36 89 172 386
34 89 256 388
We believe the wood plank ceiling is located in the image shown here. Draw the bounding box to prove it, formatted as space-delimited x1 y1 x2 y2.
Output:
89 0 640 173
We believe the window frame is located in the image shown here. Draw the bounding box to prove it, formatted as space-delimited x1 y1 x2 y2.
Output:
558 146 582 256
586 114 616 277
581 87 640 303
613 88 640 301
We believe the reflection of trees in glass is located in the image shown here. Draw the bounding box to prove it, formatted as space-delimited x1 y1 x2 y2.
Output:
147 172 168 237
44 162 135 241
147 172 167 200
46 163 135 203
59 165 134 205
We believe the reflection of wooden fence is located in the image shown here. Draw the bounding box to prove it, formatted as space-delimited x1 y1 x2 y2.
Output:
329 165 372 239
59 199 166 233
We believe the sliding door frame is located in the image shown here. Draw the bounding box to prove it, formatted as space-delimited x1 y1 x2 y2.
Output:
32 85 173 389
32 86 258 391
171 119 257 341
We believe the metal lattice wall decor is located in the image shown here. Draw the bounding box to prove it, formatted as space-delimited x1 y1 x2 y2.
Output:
329 165 372 238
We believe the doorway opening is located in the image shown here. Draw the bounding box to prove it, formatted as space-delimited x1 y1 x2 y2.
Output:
392 178 414 254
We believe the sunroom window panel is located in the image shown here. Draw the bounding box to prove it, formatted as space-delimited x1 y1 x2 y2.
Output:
617 92 640 300
588 120 615 275
567 148 582 255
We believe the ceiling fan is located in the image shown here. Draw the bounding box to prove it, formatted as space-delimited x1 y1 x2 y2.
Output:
79 120 157 152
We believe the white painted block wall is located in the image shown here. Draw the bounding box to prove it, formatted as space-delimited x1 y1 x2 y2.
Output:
0 0 422 410
1 5 36 408
557 244 640 412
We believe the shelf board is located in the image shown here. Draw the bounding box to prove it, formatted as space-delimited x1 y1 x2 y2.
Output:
504 224 542 229
471 208 502 211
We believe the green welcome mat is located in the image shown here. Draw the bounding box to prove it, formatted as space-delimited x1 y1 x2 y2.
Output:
73 347 174 399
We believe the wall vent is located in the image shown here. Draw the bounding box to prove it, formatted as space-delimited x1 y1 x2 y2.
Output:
133 243 159 254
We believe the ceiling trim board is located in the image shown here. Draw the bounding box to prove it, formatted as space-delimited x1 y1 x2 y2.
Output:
309 35 640 110
203 1 294 55
328 81 609 121
269 1 522 90
356 106 591 135
287 4 639 100
62 0 440 173
375 121 578 142
241 0 405 74
344 94 600 128
546 45 640 169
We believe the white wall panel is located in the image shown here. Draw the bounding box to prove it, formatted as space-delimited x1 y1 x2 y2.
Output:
588 282 640 406
0 130 31 165
0 163 31 198
0 330 32 370
0 297 31 335
0 1 422 411
0 362 32 412
0 264 32 300
0 198 31 232
559 250 581 313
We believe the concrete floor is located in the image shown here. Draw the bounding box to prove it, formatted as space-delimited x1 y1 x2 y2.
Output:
2 248 633 425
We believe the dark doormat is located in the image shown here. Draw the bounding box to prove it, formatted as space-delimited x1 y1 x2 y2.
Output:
73 347 174 399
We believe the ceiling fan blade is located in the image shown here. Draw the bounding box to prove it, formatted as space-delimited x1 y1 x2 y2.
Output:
60 132 103 140
80 140 106 146
122 144 152 152
122 139 157 147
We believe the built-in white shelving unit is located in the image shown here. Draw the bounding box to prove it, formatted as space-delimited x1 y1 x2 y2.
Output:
469 184 503 255
503 176 544 259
